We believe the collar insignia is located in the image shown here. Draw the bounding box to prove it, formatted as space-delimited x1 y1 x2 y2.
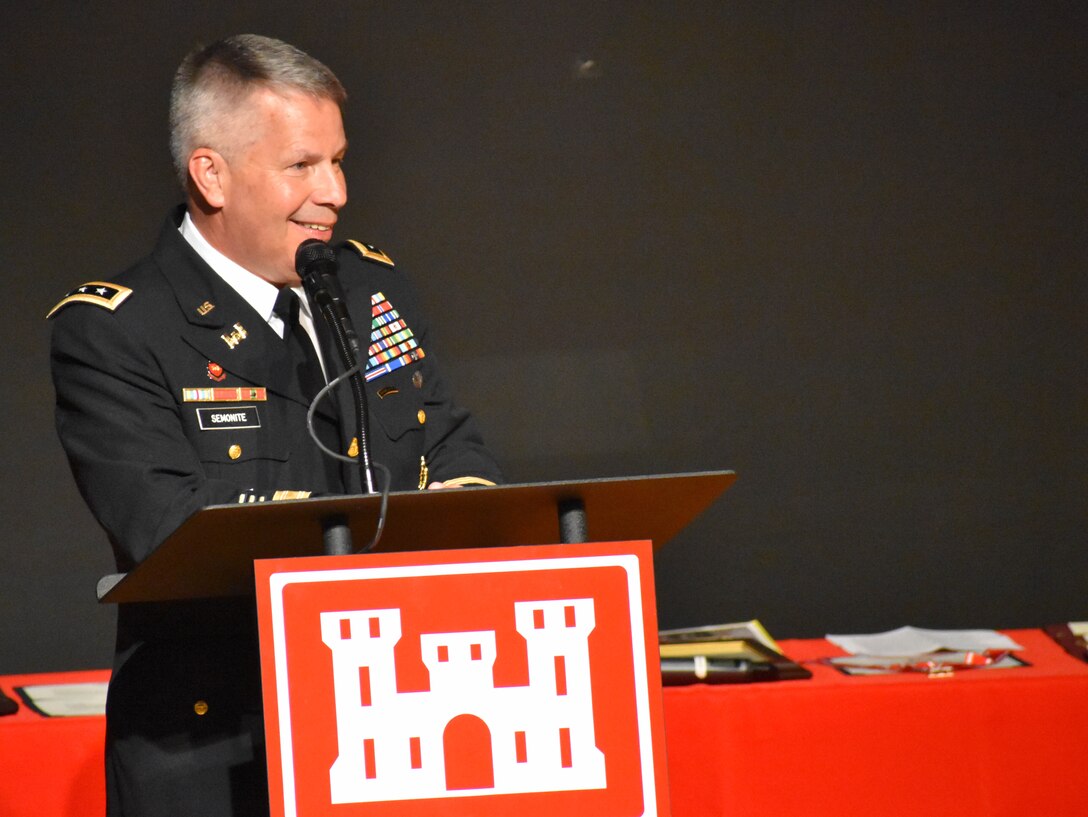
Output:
346 239 395 268
221 323 248 349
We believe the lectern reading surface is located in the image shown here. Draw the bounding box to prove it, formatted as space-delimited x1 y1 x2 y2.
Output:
97 470 736 604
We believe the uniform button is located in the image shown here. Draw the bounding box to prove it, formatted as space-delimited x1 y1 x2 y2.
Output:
417 410 426 425
194 700 209 716
412 371 423 389
229 444 242 460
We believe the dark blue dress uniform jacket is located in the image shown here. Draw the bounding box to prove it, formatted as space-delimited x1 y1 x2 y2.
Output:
48 207 502 817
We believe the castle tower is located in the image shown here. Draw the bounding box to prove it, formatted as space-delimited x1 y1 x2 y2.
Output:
421 630 498 693
509 598 606 788
320 608 403 803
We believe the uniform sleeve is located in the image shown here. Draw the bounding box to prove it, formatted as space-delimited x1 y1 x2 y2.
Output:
414 327 504 487
50 304 301 571
383 272 503 488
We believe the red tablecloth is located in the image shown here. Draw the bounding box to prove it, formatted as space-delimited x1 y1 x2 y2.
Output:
663 628 1088 817
0 668 108 817
3 629 1086 816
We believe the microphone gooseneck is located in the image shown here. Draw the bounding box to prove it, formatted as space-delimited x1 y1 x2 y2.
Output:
296 238 376 494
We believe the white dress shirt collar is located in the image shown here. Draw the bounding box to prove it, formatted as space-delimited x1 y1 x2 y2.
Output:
178 211 316 341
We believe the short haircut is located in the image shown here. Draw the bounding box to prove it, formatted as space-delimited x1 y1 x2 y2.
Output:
169 34 347 187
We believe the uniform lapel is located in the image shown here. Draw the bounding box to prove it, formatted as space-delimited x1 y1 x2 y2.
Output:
150 210 335 418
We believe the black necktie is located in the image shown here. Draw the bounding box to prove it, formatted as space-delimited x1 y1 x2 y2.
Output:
274 288 325 402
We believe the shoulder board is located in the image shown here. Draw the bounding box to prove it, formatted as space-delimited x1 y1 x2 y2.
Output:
345 240 395 269
47 281 133 320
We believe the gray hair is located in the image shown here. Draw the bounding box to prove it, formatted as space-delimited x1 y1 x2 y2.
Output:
169 34 347 187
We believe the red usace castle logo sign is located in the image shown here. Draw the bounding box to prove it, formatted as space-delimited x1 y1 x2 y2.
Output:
255 541 670 817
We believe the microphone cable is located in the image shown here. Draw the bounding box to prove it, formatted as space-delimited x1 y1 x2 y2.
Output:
305 343 392 553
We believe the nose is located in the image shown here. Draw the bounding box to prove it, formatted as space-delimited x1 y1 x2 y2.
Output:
314 161 348 209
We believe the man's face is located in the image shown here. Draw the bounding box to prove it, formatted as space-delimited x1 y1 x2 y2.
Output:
211 88 348 286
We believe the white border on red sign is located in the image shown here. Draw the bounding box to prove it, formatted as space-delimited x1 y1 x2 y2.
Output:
266 553 656 817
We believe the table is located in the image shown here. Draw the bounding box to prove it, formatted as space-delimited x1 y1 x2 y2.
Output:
0 668 108 817
3 629 1085 816
663 628 1088 816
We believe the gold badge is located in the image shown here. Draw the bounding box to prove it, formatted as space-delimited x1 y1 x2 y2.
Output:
221 323 248 349
197 301 215 316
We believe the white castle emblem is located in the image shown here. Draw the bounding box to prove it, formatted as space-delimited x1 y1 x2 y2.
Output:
320 598 607 803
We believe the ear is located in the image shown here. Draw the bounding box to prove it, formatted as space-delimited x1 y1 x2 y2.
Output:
187 148 228 209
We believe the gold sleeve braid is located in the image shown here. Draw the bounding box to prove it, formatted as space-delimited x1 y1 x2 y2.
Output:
438 477 497 488
418 456 495 489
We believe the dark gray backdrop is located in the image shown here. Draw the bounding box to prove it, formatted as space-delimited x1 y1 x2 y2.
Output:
3 2 1085 674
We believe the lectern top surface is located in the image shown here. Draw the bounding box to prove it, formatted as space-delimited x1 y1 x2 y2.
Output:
98 470 736 604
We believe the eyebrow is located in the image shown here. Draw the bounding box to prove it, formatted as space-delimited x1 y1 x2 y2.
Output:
290 139 348 162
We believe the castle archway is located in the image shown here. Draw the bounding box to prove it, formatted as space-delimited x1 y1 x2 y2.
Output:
443 714 494 790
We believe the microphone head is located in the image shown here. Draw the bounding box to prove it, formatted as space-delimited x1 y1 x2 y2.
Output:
295 239 338 279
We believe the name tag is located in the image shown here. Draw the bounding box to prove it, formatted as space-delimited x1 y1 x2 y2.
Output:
196 405 261 430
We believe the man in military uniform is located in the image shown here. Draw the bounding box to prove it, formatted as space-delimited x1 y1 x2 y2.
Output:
48 34 501 817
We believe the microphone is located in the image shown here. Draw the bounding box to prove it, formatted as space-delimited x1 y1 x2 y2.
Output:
295 239 361 364
295 239 376 494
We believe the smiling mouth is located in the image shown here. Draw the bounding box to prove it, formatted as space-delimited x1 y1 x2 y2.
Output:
293 221 333 232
